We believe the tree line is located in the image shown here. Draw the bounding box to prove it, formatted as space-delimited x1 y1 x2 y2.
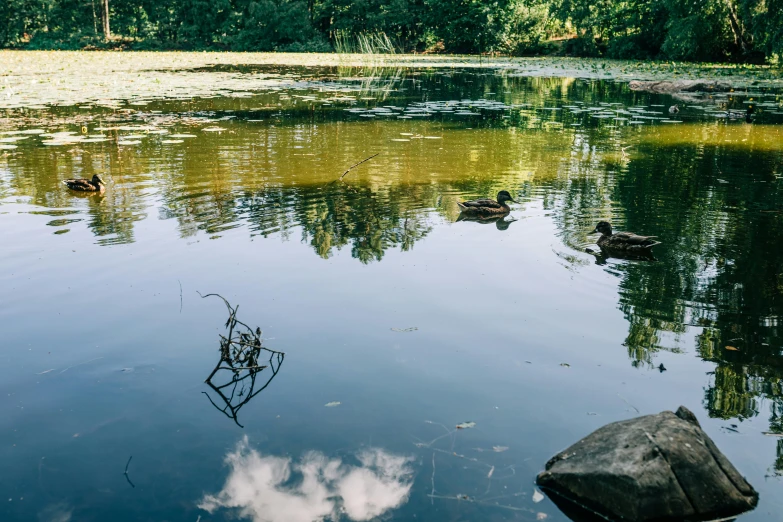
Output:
1 0 781 63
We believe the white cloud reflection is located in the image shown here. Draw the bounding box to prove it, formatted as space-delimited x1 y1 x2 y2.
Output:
199 437 413 522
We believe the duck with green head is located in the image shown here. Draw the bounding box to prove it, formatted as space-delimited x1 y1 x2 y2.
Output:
592 221 660 254
63 174 105 193
457 190 516 216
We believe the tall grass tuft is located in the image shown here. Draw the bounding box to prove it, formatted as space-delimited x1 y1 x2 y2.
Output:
334 31 398 55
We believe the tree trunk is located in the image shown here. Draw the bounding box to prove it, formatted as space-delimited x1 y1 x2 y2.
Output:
91 0 98 36
102 0 111 39
724 0 749 54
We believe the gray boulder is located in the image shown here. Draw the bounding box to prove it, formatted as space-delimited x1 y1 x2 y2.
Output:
628 80 732 93
536 406 758 522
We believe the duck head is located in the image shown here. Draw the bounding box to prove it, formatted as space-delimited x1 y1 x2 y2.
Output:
497 190 517 204
592 221 613 236
92 175 105 186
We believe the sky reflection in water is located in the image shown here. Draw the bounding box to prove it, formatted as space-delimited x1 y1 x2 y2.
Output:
200 437 412 522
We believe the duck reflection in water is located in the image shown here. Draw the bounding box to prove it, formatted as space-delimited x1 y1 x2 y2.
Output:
201 293 284 428
586 247 656 265
199 436 413 522
456 212 518 230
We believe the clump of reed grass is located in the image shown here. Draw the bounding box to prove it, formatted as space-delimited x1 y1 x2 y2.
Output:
334 30 398 55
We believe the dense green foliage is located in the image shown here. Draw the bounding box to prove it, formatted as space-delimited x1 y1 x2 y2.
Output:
1 0 782 62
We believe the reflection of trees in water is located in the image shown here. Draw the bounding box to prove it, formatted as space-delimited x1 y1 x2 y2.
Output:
237 183 437 263
622 146 782 435
547 124 783 472
2 144 146 244
533 116 783 472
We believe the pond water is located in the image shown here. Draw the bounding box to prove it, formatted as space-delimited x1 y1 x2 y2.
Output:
1 54 782 522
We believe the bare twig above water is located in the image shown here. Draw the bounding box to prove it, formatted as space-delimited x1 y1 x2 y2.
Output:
338 153 380 180
199 292 285 427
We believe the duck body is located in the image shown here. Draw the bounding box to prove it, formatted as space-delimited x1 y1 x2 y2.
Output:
63 174 105 193
717 105 754 123
593 221 660 254
457 190 516 216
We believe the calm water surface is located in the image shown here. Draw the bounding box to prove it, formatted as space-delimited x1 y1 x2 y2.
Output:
1 59 782 522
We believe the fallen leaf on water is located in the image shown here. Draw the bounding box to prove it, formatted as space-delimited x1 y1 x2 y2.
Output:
533 490 545 503
560 363 570 367
492 446 509 452
725 346 739 351
324 401 341 407
456 421 476 430
487 466 494 478
537 513 548 521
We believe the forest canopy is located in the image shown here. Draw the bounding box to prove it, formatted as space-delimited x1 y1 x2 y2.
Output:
1 0 781 63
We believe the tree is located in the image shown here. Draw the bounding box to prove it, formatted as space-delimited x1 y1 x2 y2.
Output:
102 0 110 38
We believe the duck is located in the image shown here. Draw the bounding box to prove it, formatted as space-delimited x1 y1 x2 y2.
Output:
668 104 680 114
63 174 105 193
717 105 755 122
457 190 516 216
591 221 660 254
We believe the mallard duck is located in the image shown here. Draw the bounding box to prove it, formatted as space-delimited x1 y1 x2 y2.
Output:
63 175 105 193
668 104 680 114
592 221 660 254
457 190 516 216
717 105 755 122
